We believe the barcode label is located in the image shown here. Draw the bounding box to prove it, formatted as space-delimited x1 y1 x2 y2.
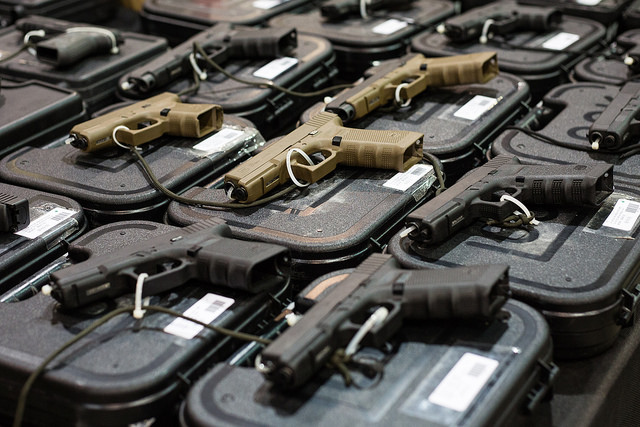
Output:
372 19 408 35
163 293 235 340
454 95 498 121
253 57 298 80
542 32 580 51
383 164 434 192
603 199 640 231
193 128 245 152
428 353 498 412
253 0 288 9
16 207 76 239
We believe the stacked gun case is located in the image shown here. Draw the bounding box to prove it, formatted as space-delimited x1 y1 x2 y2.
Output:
411 1 607 101
0 78 86 158
0 0 115 27
0 220 287 427
301 71 530 183
118 31 340 139
573 29 640 85
167 155 438 283
181 265 556 427
269 0 456 78
0 182 85 295
0 115 263 226
4 0 640 426
0 17 168 113
140 0 312 45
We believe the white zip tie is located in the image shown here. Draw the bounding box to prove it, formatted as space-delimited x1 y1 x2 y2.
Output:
479 19 496 44
66 27 119 54
398 225 417 238
24 29 46 56
133 272 149 319
394 82 411 107
360 0 371 19
189 52 208 81
286 148 315 187
345 306 389 357
500 194 540 225
112 125 132 149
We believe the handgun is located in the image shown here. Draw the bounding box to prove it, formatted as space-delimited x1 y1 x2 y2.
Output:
320 0 416 20
437 1 562 44
0 192 29 232
64 92 223 152
120 23 297 95
223 111 424 203
404 155 614 246
589 81 640 151
15 15 124 67
258 253 509 388
44 218 290 309
325 51 498 122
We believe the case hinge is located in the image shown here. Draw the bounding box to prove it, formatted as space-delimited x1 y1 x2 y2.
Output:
619 283 640 325
525 359 559 413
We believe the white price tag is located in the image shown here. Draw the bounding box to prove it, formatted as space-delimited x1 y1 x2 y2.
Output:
541 32 580 51
253 0 286 9
193 128 245 152
252 57 298 80
428 353 499 412
164 293 235 340
453 95 498 121
372 19 408 35
383 164 433 192
16 207 76 239
576 0 601 5
602 199 640 231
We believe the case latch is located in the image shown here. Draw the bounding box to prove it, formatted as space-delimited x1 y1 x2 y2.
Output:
525 359 559 412
619 283 640 325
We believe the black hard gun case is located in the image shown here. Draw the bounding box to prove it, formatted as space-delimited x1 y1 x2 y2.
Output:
491 82 640 196
573 29 640 85
0 18 168 113
119 33 339 140
301 71 530 184
167 160 438 283
0 182 85 294
269 0 455 78
516 0 631 24
0 78 86 158
140 0 312 45
180 267 555 427
0 115 263 226
0 220 285 427
411 2 606 101
0 0 115 27
388 184 640 359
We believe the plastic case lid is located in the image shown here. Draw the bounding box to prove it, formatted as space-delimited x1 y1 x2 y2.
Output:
0 26 168 108
411 15 605 75
0 79 86 156
0 115 263 215
181 299 552 427
143 0 312 26
573 29 640 85
301 72 530 158
269 0 455 48
0 220 278 426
